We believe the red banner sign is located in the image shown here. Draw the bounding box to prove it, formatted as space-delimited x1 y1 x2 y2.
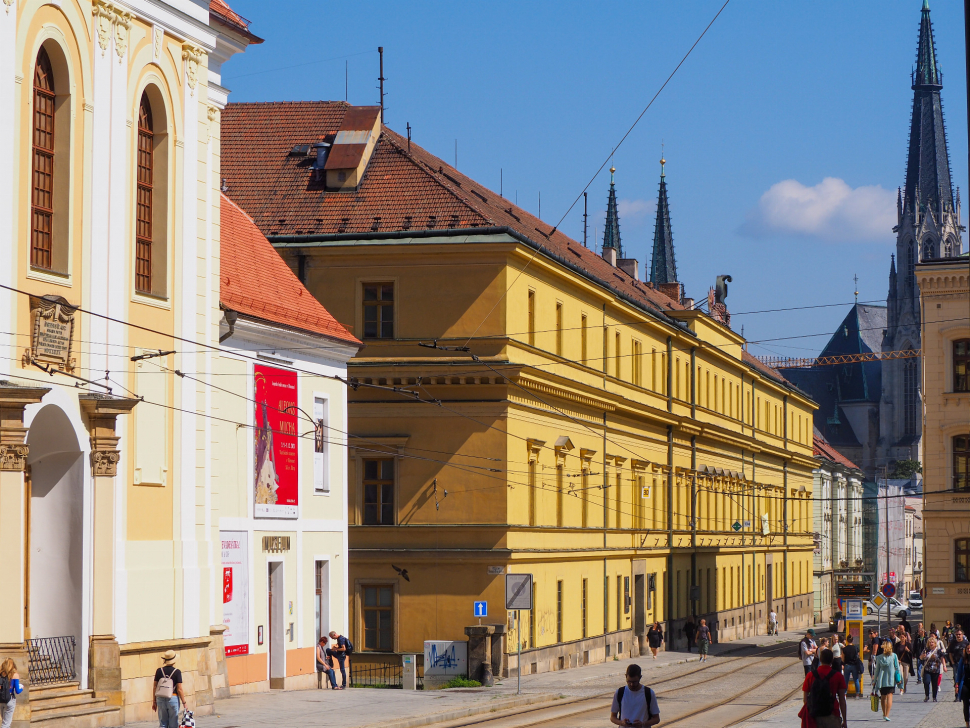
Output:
254 365 299 518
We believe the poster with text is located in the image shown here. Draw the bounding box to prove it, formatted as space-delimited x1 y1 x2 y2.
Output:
254 364 299 518
221 531 249 656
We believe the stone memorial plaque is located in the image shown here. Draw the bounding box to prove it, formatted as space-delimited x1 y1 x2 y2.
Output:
25 295 77 372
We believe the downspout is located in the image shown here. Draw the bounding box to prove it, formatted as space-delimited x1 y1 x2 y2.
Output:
691 436 697 619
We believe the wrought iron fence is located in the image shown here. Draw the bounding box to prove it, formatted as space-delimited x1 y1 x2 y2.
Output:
27 636 77 685
349 656 424 689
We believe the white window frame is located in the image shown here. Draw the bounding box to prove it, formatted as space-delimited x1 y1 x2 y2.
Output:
313 395 330 494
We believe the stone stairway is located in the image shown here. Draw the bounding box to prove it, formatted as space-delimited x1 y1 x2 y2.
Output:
29 682 122 728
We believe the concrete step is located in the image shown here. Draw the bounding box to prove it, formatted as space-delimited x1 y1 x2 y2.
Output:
29 683 84 699
30 693 105 713
30 704 122 728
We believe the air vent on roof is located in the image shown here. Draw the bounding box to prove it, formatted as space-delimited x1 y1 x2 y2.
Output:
290 144 311 156
323 106 382 192
427 215 437 229
442 171 462 187
450 215 459 228
471 189 488 203
338 217 349 233
371 217 381 232
403 216 412 230
505 208 520 222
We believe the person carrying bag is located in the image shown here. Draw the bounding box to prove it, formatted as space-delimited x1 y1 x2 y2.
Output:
152 650 187 728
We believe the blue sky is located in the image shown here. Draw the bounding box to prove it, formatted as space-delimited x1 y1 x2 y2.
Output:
221 0 968 357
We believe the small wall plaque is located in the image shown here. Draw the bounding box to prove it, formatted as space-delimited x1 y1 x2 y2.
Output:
262 535 291 553
24 295 77 372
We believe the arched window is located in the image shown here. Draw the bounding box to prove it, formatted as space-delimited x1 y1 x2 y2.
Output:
903 357 918 435
954 435 970 492
31 48 55 270
906 243 915 292
943 239 953 257
922 239 935 261
136 93 154 294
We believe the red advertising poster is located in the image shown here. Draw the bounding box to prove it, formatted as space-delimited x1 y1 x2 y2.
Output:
254 365 299 518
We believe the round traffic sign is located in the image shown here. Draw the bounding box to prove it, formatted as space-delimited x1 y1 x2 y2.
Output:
881 583 896 598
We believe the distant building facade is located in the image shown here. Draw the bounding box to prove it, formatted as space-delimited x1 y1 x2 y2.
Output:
916 256 970 630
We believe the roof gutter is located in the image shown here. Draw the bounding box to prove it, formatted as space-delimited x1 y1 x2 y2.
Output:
270 226 694 337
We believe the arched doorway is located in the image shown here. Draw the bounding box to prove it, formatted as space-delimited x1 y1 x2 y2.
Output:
26 403 85 678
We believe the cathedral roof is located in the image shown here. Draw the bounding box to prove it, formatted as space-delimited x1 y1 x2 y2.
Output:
649 158 677 285
602 167 623 256
813 428 862 472
903 0 955 222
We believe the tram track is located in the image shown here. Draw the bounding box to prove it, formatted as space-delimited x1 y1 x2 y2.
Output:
434 641 802 728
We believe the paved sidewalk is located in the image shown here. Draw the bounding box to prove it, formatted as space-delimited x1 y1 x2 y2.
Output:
126 623 817 728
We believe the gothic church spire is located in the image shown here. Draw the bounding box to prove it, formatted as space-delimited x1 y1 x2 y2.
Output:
649 155 677 285
602 166 623 257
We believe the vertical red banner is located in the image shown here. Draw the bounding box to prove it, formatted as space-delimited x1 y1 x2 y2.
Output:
254 364 299 518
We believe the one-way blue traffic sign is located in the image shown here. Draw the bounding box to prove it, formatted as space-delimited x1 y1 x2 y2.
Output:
474 601 488 617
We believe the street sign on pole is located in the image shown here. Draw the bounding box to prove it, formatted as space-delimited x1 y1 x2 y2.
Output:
846 599 864 619
881 583 896 599
474 601 488 618
506 573 533 610
871 592 887 610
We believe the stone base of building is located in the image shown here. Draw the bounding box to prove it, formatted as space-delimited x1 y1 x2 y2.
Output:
119 636 220 724
507 629 637 677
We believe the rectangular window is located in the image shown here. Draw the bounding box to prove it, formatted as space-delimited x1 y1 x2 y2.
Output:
362 585 393 650
530 584 537 647
651 349 657 391
363 283 394 339
555 302 563 356
556 580 563 643
623 576 630 615
615 332 621 379
603 575 609 633
955 340 970 392
675 357 680 399
134 356 167 486
315 561 329 643
661 353 667 394
616 575 622 629
556 463 563 527
362 459 394 525
581 578 588 639
581 469 589 528
313 397 328 493
903 360 918 435
603 326 609 373
632 340 642 386
31 58 55 271
527 290 535 347
528 458 536 526
136 109 154 293
581 314 588 365
954 435 970 492
956 538 969 582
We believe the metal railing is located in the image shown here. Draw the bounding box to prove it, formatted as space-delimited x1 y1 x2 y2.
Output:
27 636 76 685
349 656 424 689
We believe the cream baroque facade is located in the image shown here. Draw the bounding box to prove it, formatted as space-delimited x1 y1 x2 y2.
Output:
0 0 263 725
916 257 970 630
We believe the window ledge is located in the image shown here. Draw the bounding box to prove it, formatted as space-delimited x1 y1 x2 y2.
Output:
132 291 171 310
27 266 72 288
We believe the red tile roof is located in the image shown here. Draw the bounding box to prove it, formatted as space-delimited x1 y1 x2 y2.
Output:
220 101 685 317
209 0 263 43
813 430 861 471
220 193 360 347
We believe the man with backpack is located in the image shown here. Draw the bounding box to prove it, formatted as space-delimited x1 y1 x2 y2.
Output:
800 629 819 675
328 631 354 689
610 664 660 728
800 648 847 728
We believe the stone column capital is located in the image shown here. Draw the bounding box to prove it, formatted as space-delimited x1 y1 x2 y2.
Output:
79 395 138 477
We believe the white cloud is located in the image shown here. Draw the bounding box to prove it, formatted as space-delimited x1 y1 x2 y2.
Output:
739 177 895 242
617 198 656 230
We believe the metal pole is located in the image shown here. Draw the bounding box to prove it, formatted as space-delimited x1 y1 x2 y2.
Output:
517 610 521 695
885 475 892 635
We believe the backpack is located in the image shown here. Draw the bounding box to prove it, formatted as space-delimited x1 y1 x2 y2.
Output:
806 668 835 718
155 666 176 698
0 675 10 704
615 686 655 722
342 637 354 656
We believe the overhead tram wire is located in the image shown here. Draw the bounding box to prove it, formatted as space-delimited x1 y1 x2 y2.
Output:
459 0 731 350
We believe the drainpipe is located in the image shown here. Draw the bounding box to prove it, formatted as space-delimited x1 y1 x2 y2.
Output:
219 309 238 343
691 436 697 619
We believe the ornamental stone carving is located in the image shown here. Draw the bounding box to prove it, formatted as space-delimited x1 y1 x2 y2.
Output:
182 44 204 93
91 449 121 477
3 0 14 15
0 444 28 471
93 1 113 55
152 25 163 63
114 10 132 61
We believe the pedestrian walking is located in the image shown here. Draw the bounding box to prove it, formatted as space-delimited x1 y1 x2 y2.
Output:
944 621 956 649
647 622 664 660
0 659 24 728
696 619 711 663
868 629 882 677
800 648 847 728
831 634 843 673
956 643 970 728
920 635 947 702
892 627 912 694
316 636 338 690
871 640 901 721
152 650 187 728
801 630 819 676
913 625 927 683
328 630 353 688
683 615 697 653
610 664 660 728
948 628 970 702
769 609 778 636
842 634 864 699
899 614 911 634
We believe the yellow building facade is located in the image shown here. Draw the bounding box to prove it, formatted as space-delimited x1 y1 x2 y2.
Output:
221 102 818 676
916 257 970 630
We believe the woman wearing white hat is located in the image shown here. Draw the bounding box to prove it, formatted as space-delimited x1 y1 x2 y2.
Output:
152 650 186 728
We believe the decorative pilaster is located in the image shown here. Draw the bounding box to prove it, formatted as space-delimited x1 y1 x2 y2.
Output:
182 43 205 94
92 0 133 61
